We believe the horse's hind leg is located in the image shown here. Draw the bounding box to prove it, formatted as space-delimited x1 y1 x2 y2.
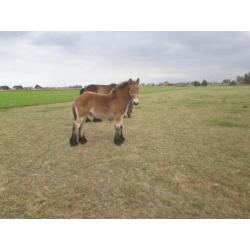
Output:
70 120 80 146
70 116 85 146
79 118 88 144
70 105 85 146
114 114 125 145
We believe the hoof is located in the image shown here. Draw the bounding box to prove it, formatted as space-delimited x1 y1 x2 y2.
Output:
114 136 125 146
79 136 88 145
70 135 78 146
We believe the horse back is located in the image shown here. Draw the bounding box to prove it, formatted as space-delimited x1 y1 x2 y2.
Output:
80 84 116 95
76 91 113 110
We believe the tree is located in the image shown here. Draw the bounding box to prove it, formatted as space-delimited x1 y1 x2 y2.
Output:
69 85 83 89
35 84 42 89
229 80 237 86
201 80 208 86
236 75 244 84
243 72 250 84
193 81 200 86
236 71 250 85
0 85 10 90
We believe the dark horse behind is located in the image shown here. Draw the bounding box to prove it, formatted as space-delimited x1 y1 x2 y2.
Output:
80 83 134 122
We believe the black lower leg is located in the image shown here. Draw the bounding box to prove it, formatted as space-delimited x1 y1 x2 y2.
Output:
120 126 125 141
114 126 124 145
79 122 88 145
70 124 78 146
79 135 87 144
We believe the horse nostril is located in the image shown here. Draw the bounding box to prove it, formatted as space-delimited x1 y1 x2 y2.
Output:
133 102 139 106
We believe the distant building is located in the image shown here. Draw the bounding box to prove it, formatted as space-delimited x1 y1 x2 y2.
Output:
13 85 23 90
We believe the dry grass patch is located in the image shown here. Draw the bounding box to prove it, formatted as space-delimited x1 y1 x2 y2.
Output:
0 86 249 218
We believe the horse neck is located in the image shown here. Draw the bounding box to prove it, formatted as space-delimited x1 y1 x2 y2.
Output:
116 86 131 104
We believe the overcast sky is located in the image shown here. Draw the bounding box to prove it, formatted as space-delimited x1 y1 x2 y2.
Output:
0 31 250 86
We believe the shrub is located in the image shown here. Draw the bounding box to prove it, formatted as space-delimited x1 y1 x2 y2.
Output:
193 81 200 86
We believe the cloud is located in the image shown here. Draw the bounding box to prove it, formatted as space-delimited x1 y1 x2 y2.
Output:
0 31 249 86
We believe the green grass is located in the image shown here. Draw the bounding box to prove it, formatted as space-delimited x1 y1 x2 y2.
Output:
0 86 177 109
0 89 79 109
0 86 249 218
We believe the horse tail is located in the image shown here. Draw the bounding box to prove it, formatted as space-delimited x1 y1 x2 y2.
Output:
80 87 85 95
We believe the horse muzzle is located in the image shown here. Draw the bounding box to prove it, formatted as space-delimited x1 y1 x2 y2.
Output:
133 98 139 105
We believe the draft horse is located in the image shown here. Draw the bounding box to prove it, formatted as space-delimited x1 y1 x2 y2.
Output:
80 83 134 120
70 78 140 146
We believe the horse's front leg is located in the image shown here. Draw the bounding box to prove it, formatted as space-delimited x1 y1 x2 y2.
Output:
114 114 125 145
126 101 133 118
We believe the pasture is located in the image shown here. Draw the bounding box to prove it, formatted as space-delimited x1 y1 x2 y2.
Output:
0 86 249 218
0 89 79 109
0 87 172 109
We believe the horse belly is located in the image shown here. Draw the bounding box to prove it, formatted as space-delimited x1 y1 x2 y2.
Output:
90 106 113 119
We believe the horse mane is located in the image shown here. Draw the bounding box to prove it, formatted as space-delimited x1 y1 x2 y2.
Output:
116 80 130 89
85 85 98 92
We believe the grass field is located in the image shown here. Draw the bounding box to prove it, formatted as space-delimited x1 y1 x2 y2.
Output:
0 89 79 109
0 87 172 109
0 86 249 218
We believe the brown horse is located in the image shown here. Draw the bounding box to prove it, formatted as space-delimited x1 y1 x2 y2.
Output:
80 83 134 121
70 78 140 146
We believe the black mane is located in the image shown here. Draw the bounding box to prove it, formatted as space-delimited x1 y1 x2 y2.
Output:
116 80 130 89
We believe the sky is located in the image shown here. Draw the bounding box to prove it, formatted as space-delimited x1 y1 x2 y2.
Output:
0 31 250 86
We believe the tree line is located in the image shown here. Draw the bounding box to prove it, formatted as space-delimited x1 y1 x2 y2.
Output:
0 84 43 90
192 71 250 87
0 84 83 91
1 71 250 90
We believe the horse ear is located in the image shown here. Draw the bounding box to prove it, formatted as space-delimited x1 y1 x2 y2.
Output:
136 78 140 84
128 78 132 84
